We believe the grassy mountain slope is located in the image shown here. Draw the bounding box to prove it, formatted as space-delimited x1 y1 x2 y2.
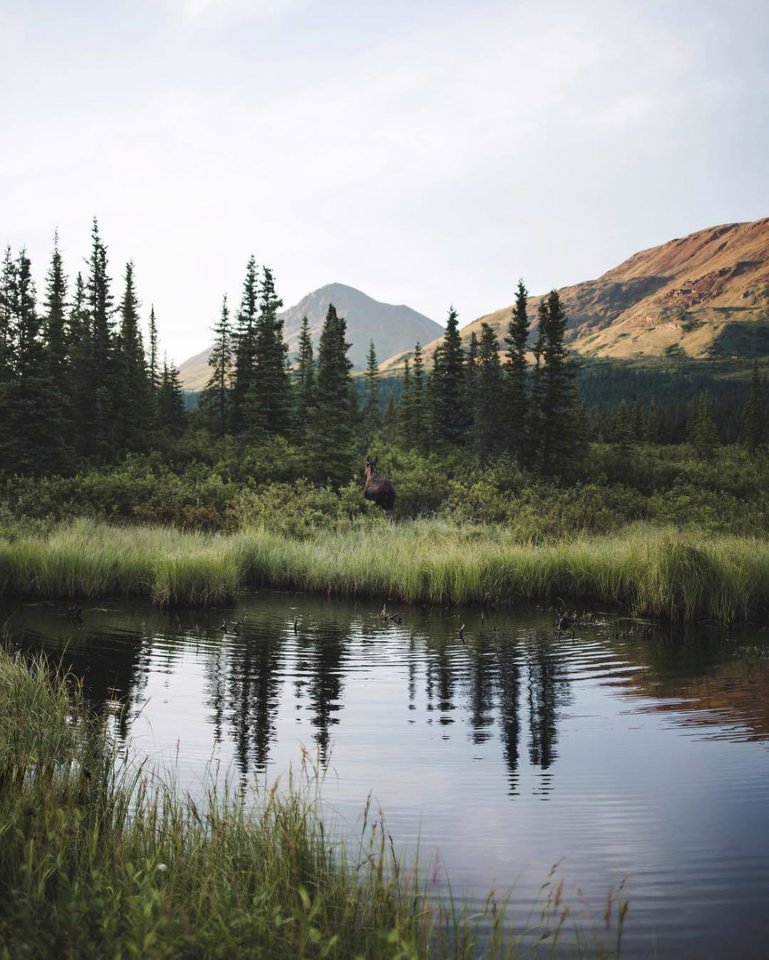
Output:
381 217 769 371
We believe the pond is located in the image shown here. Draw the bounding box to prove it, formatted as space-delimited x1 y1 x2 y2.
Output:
4 591 769 959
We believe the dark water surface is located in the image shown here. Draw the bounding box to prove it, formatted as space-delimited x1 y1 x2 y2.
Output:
5 593 769 959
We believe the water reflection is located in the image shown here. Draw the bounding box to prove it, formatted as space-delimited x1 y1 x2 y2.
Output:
226 623 284 774
4 599 769 785
295 619 348 763
496 640 521 795
611 627 769 742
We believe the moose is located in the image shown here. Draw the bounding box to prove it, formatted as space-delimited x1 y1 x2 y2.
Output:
363 457 396 512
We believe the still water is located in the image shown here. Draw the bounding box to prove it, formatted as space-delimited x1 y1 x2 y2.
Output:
4 592 769 959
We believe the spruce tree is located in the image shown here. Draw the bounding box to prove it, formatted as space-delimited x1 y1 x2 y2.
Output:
86 219 117 461
0 249 14 362
40 234 73 468
157 358 188 438
0 252 13 470
529 301 546 451
293 315 315 440
400 344 428 449
0 251 21 467
145 304 160 433
532 290 579 474
68 272 94 460
247 266 290 439
201 295 233 436
115 260 150 453
13 250 38 364
410 341 427 448
503 279 530 461
42 231 68 371
644 398 660 443
0 247 17 384
471 322 506 459
613 400 633 445
361 339 381 443
611 399 635 464
0 250 63 473
382 392 398 438
743 362 767 454
306 303 354 484
689 391 720 458
230 256 258 435
148 305 160 392
429 307 467 447
463 330 480 425
398 357 413 445
86 219 114 377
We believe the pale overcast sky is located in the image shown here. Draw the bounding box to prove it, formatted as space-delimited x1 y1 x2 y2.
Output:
2 0 768 362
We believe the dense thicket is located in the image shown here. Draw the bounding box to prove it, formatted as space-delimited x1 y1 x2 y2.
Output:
1 226 766 488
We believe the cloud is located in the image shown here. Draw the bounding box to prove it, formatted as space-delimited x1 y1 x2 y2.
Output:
573 94 656 129
176 0 304 21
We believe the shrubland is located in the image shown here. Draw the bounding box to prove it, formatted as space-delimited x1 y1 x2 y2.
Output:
2 439 768 540
1 440 769 621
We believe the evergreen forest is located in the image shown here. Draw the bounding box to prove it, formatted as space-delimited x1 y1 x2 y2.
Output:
1 222 768 542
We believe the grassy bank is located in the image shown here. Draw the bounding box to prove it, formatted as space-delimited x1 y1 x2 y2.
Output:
0 648 437 959
0 647 628 959
2 518 769 621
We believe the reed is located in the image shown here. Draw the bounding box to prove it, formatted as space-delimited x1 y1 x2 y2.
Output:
0 647 628 959
3 518 769 621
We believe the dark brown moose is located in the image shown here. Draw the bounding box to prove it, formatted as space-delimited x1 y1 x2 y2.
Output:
363 457 396 512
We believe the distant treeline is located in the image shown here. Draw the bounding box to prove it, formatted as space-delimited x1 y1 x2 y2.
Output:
357 364 758 446
1 224 767 481
577 362 761 444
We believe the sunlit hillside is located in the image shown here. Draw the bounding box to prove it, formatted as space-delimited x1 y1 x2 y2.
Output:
381 217 769 371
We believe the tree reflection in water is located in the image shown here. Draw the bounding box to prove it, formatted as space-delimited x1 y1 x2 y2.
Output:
3 600 576 790
466 631 496 744
295 621 349 765
524 636 571 777
495 639 522 795
16 597 766 797
225 624 284 776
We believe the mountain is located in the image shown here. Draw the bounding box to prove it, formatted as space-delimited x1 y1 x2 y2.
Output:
380 217 769 372
179 282 442 390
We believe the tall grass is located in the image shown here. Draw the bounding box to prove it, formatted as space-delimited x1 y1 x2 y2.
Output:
0 647 426 958
2 518 769 621
0 647 628 959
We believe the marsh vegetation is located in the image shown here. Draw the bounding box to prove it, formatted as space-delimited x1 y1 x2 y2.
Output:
2 516 769 622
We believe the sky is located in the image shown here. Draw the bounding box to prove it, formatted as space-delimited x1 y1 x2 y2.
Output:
1 0 768 364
